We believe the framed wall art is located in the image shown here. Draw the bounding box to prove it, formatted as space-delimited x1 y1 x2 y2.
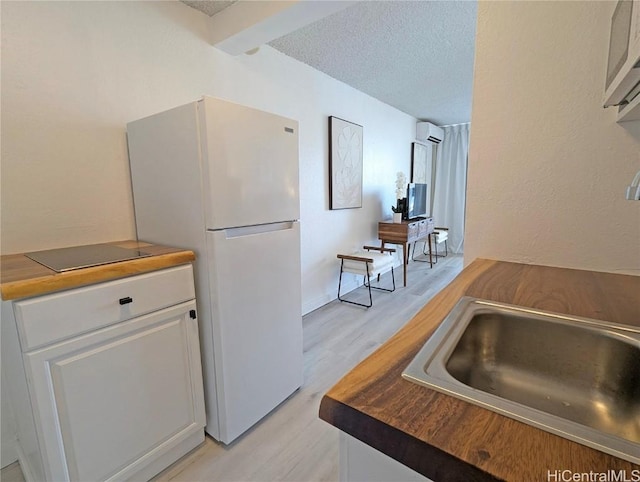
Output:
411 141 434 215
329 116 363 210
411 141 432 184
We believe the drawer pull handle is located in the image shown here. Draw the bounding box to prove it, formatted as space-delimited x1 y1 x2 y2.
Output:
119 296 133 305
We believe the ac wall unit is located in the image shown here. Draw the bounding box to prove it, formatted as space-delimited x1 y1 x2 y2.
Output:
416 122 444 144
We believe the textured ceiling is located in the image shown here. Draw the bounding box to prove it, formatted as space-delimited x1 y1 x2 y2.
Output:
182 1 477 126
181 0 238 17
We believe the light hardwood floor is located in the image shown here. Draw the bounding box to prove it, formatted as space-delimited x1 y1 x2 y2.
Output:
1 253 463 482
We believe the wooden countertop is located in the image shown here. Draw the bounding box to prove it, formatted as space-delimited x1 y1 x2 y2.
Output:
319 259 640 481
1 240 195 301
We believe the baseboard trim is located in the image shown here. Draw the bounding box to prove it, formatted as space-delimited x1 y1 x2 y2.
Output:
303 294 333 315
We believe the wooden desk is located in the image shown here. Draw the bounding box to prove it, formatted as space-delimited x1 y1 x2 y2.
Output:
378 218 434 287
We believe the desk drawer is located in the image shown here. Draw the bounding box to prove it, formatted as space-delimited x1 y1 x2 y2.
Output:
14 264 195 351
407 222 419 240
426 217 434 233
417 218 435 238
417 220 428 238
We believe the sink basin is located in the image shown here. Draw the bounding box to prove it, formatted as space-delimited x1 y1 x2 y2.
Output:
402 297 640 463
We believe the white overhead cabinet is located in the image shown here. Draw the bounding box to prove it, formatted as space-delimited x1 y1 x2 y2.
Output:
1 265 206 482
603 0 640 122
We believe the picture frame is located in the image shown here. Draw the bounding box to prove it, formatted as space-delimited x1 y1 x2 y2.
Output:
411 141 434 216
411 141 431 184
329 116 363 210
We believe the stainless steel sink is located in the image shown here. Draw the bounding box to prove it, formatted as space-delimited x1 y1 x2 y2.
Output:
402 297 640 463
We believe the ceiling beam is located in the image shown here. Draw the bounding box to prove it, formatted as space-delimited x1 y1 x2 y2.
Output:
209 0 358 55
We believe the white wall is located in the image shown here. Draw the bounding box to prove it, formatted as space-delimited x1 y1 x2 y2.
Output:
0 0 415 309
466 1 640 274
1 1 416 466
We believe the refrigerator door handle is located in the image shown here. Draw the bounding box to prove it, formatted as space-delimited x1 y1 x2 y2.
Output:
221 221 297 239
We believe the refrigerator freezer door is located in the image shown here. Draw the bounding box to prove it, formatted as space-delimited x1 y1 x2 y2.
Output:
199 97 300 230
206 222 303 443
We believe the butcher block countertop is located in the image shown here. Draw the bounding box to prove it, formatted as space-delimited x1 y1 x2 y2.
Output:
1 240 195 301
319 259 640 481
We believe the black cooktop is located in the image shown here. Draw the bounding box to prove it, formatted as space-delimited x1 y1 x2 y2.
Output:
25 244 151 272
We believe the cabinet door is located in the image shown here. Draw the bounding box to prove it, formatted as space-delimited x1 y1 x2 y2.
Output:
24 301 205 482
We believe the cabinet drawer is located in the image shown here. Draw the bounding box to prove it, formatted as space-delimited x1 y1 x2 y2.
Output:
407 222 419 240
426 217 435 233
417 220 428 238
14 264 195 351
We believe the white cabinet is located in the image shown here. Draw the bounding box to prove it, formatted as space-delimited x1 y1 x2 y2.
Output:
339 433 432 482
603 0 640 122
1 264 205 482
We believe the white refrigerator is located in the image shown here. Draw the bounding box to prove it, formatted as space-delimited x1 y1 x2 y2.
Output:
127 96 303 444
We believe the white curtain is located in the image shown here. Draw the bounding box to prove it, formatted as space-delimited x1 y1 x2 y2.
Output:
432 123 470 254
